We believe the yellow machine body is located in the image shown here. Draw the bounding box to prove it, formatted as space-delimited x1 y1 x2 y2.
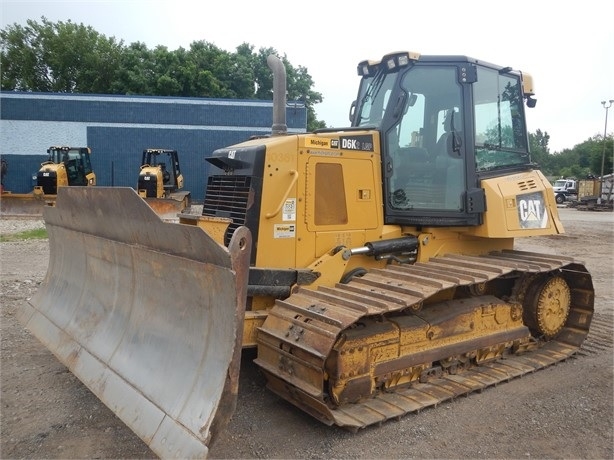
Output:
0 146 95 217
137 148 190 217
21 53 593 458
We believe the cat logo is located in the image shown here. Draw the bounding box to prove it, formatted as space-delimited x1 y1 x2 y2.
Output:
517 192 548 229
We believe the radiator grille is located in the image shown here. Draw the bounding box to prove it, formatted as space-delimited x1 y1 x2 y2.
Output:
202 175 252 245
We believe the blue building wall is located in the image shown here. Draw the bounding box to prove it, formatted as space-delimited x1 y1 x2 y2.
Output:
87 127 260 200
0 92 307 201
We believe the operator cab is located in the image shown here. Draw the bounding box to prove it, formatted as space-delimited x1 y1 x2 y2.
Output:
48 146 93 186
141 149 182 190
352 51 537 227
37 146 93 193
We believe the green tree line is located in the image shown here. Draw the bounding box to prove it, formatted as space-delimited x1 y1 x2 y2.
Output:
2 17 612 177
0 17 326 130
529 129 613 179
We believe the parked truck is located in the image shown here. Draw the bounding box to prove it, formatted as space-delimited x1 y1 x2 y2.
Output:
569 175 614 211
552 177 578 204
553 176 613 210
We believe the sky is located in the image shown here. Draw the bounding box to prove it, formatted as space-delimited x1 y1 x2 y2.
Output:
2 0 613 153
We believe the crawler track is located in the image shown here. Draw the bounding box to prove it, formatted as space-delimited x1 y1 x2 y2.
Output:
255 250 594 430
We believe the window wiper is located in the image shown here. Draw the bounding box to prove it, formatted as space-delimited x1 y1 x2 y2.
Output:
357 70 387 122
449 110 462 152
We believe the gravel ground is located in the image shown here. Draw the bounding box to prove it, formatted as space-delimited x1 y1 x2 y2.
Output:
0 218 46 234
1 208 612 459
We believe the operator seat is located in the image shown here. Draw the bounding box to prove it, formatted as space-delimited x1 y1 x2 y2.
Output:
160 163 171 185
66 159 79 183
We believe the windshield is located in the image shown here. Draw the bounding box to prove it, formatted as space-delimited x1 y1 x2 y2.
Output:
473 67 530 172
355 71 397 128
49 148 92 174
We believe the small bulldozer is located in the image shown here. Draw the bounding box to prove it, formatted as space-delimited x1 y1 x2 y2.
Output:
0 146 95 217
137 148 191 218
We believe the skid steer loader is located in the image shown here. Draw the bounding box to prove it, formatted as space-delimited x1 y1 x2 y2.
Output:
20 53 594 458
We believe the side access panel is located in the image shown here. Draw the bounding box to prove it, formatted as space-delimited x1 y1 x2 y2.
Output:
17 187 251 459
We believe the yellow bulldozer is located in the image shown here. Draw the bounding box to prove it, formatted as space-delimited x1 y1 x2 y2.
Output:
19 53 594 458
137 148 191 217
0 146 95 216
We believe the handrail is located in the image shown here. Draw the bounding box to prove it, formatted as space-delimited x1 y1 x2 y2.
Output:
265 170 298 219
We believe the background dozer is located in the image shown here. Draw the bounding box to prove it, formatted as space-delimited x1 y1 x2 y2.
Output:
0 146 95 217
137 148 191 218
21 53 594 458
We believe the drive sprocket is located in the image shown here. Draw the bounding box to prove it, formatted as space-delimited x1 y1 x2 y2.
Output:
523 275 571 338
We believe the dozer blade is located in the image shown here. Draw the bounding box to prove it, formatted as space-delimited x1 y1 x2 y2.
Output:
0 192 52 217
17 187 251 459
144 194 190 221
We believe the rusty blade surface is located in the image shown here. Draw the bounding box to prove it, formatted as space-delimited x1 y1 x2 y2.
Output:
0 192 51 217
144 195 190 221
17 187 251 459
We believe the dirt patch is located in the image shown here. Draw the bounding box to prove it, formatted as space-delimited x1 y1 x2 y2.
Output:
1 209 612 459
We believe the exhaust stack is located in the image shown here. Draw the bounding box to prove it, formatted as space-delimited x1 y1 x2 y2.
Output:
267 55 287 135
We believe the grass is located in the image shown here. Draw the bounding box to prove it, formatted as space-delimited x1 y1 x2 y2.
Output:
0 228 48 242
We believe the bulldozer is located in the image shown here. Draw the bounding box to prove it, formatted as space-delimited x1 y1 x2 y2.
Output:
0 146 95 216
137 148 191 217
19 53 594 458
37 145 96 192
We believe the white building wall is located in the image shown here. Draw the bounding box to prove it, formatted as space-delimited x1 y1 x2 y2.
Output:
1 120 88 155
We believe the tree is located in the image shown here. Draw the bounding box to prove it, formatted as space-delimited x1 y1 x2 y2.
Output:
529 129 552 173
111 41 156 94
250 47 324 131
590 134 613 178
1 17 327 129
537 134 613 179
1 17 123 93
186 41 252 98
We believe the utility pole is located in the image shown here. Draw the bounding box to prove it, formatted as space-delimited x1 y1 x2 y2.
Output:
599 100 613 204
